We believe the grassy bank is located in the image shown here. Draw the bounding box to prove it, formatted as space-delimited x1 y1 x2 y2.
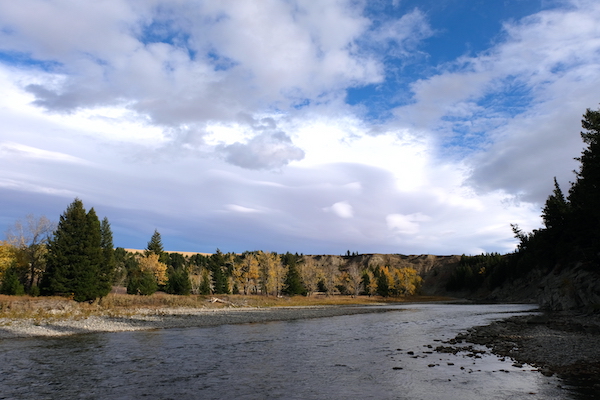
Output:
0 293 453 322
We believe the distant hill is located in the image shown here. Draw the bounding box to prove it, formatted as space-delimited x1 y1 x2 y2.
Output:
124 249 213 257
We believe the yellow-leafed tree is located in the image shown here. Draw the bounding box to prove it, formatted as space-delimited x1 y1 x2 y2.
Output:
236 252 260 295
392 267 422 295
0 241 16 281
364 269 378 296
299 256 321 296
137 253 168 285
257 251 284 296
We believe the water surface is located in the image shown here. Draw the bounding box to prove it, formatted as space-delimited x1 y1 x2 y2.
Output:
0 303 590 399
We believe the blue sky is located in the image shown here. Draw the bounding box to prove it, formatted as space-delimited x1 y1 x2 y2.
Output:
1 0 599 255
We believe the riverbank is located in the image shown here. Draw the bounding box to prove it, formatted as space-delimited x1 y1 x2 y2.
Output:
2 293 450 339
0 305 399 339
452 312 600 387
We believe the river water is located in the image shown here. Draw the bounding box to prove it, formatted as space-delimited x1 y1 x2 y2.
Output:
0 303 591 399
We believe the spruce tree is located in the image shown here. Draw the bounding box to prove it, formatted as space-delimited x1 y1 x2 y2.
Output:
199 269 212 295
40 199 107 302
99 217 116 295
282 255 306 295
127 267 158 295
0 264 25 295
165 267 192 295
209 249 230 294
146 229 168 263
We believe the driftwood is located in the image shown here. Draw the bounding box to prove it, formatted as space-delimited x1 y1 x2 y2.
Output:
209 297 236 306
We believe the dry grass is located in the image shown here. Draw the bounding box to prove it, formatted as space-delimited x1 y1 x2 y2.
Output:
0 293 453 322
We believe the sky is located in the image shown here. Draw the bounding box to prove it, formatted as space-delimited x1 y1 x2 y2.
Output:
1 0 599 255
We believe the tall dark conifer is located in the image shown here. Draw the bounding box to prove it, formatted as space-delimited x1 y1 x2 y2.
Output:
567 108 600 260
282 253 305 295
100 217 116 295
40 199 108 302
145 229 168 264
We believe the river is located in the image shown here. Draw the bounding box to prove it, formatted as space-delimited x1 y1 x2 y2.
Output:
0 303 591 399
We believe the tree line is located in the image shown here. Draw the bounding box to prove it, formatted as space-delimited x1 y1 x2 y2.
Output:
0 200 421 301
118 244 421 299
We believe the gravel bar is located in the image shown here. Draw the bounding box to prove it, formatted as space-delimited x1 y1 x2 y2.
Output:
0 305 392 340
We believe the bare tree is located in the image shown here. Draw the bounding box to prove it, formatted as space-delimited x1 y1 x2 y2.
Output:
6 214 55 290
322 261 340 297
346 263 363 297
299 256 321 296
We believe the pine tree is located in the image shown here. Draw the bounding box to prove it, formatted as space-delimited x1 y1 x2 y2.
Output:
40 199 107 302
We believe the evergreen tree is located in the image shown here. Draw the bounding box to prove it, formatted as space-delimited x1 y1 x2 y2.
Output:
165 267 192 295
541 178 570 231
212 263 230 294
127 267 158 295
99 217 116 293
567 108 600 260
168 252 187 270
146 229 169 264
199 269 212 295
282 253 306 295
0 264 25 295
377 273 389 297
40 199 107 302
210 249 230 294
361 271 371 295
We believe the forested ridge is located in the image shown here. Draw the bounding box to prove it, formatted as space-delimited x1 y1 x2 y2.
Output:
1 108 599 309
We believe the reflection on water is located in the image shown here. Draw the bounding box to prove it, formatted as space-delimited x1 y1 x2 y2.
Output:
0 304 594 399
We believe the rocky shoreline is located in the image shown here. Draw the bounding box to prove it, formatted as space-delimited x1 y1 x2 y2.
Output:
0 305 390 340
448 312 600 388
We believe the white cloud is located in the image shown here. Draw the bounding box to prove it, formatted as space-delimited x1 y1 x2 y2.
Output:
386 213 430 235
226 205 263 214
326 201 354 219
0 142 92 165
